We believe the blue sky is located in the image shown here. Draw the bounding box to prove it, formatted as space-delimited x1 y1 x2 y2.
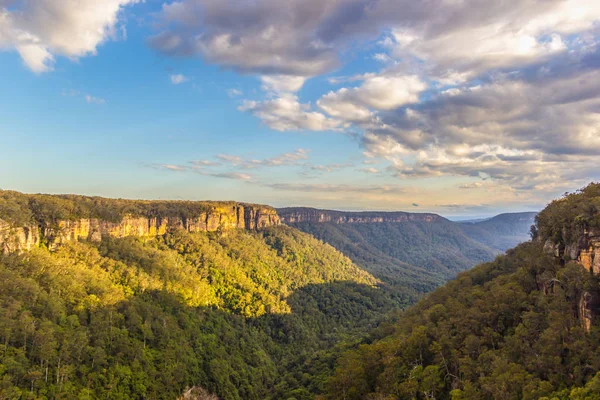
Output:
0 0 599 216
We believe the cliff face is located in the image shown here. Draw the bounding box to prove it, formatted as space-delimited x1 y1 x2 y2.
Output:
543 227 600 275
277 207 445 224
0 205 280 253
0 219 41 253
542 228 600 331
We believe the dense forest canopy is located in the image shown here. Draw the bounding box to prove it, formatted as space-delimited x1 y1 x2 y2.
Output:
285 220 499 288
535 183 600 245
322 183 600 400
0 225 403 399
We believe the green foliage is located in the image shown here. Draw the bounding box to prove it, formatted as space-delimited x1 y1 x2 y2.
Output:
323 184 600 400
0 226 397 399
536 183 600 245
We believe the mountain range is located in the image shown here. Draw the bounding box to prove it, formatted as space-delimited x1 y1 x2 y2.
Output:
278 207 536 294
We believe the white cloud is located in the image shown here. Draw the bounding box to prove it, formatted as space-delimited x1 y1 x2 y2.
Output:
218 148 311 168
0 0 139 72
360 167 379 174
85 95 105 105
265 183 409 195
227 88 243 97
239 94 343 132
252 148 310 167
373 53 391 63
260 75 306 93
206 172 254 181
170 74 189 84
318 73 426 122
309 163 350 173
216 154 243 165
159 164 186 172
191 160 221 167
16 43 54 73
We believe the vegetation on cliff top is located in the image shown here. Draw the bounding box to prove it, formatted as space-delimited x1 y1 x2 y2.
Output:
0 190 275 226
535 183 600 245
322 184 600 400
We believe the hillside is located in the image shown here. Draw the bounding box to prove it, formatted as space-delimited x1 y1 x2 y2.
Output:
278 208 509 289
322 184 600 399
0 192 402 399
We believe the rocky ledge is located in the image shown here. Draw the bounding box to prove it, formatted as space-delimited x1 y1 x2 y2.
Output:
543 227 600 275
541 227 600 332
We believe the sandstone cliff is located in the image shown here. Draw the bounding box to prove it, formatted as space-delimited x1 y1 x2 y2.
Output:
542 227 600 275
541 227 600 332
0 203 280 253
277 207 445 224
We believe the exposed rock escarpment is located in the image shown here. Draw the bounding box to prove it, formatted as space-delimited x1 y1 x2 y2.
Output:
541 231 600 332
277 207 445 224
0 203 279 253
537 183 600 331
542 228 600 275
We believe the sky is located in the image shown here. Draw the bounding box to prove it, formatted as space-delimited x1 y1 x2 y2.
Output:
0 0 599 217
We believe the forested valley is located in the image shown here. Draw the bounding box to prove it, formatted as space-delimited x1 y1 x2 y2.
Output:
323 183 600 399
0 223 406 399
2 186 597 400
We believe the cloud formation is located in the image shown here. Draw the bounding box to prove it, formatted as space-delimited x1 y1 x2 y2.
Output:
8 0 596 206
217 148 311 168
150 0 344 77
264 183 409 195
318 74 426 121
85 95 106 105
239 94 343 132
154 149 314 179
170 74 189 84
227 88 242 97
0 0 139 72
145 0 597 194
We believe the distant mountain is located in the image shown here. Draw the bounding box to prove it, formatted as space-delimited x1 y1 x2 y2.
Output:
461 211 537 251
278 208 536 291
278 208 498 287
455 217 491 223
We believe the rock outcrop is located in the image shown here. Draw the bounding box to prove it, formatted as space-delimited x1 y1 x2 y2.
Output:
543 228 600 275
541 227 600 332
0 205 280 253
0 219 41 253
277 207 445 225
579 291 594 333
